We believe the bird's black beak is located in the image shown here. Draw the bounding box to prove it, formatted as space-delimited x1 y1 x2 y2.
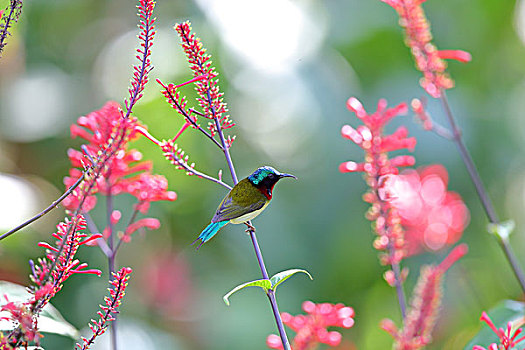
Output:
279 173 297 180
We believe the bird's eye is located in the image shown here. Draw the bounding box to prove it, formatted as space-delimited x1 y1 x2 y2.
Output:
268 173 275 179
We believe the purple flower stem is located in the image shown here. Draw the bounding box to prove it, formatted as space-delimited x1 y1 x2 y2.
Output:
106 178 118 350
440 90 525 293
390 255 407 319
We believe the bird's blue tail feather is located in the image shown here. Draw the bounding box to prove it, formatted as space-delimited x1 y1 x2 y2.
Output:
193 221 228 249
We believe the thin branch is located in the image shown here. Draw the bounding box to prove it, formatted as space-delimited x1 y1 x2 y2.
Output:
439 89 525 293
0 167 89 242
169 151 232 190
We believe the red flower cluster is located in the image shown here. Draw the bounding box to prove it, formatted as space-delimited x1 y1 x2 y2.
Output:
381 0 471 98
267 301 355 350
340 97 416 266
64 102 176 243
76 267 133 350
384 165 470 255
382 244 468 349
473 312 525 350
64 101 141 211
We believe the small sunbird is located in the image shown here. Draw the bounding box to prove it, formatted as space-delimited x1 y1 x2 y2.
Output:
194 166 297 248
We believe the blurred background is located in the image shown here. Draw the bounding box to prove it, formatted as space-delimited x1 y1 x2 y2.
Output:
1 0 525 348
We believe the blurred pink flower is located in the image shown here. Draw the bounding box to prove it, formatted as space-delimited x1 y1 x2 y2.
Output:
383 165 470 255
267 301 355 350
139 251 194 317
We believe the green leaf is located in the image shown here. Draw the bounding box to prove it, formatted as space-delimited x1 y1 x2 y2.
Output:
487 220 515 241
464 300 525 350
0 281 79 339
222 279 271 306
270 269 313 291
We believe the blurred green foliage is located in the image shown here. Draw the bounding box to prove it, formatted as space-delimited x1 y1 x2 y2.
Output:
1 0 525 349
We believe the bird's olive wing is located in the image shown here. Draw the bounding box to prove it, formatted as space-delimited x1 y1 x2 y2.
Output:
211 195 266 223
211 180 268 223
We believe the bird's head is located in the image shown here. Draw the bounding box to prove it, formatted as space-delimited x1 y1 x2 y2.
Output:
247 166 297 191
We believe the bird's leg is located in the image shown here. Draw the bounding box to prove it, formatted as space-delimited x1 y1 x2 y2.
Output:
244 222 256 233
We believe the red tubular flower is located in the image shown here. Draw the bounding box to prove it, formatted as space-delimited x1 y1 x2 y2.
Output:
381 0 471 98
63 101 145 211
384 165 470 255
267 301 355 350
126 173 177 213
76 267 133 350
473 311 525 350
340 97 415 267
382 244 468 349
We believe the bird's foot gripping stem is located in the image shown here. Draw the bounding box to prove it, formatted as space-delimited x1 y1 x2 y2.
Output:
244 222 256 234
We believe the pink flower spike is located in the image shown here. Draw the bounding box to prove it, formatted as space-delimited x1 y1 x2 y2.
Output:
438 243 468 272
437 50 472 63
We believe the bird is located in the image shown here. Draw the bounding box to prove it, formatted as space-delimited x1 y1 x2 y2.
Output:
193 166 296 249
